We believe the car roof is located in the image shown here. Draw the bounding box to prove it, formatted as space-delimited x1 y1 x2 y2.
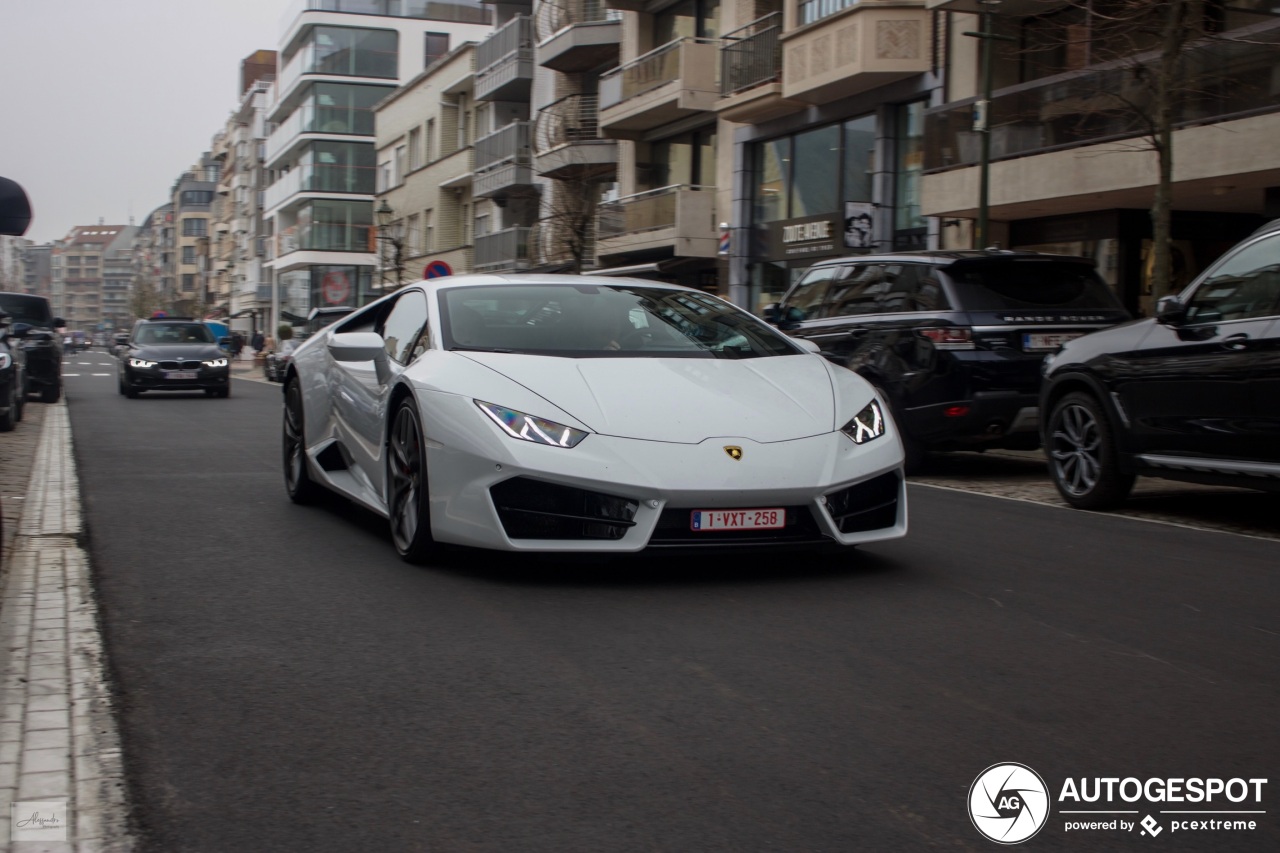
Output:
412 273 705 293
1249 217 1280 237
805 249 1096 267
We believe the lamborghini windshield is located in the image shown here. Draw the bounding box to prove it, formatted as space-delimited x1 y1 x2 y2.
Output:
440 284 801 359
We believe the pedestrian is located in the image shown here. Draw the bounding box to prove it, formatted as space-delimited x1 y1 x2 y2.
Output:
230 333 243 360
251 329 265 354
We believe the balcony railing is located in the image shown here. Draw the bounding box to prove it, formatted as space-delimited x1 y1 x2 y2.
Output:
925 27 1280 172
600 38 718 106
475 121 532 172
533 95 601 153
597 184 711 237
720 13 781 97
535 0 621 41
281 0 489 29
476 14 533 73
267 104 376 163
264 164 376 210
474 227 532 272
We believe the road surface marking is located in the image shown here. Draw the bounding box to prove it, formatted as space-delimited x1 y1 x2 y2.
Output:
91 373 110 377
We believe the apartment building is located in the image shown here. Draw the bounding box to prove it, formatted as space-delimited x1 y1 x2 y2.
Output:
21 244 51 298
0 236 31 292
375 43 482 284
209 54 278 334
101 236 136 331
263 0 492 329
171 156 220 315
132 204 174 319
50 224 136 331
922 1 1280 316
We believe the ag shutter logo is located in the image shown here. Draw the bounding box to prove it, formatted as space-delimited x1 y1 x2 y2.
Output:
969 763 1050 844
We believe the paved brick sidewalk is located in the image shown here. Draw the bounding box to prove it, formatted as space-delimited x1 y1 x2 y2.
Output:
0 403 132 852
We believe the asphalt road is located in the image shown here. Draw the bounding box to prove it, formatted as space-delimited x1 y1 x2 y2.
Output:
64 362 1279 852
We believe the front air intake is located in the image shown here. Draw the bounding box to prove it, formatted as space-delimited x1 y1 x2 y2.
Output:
490 478 639 541
824 472 901 533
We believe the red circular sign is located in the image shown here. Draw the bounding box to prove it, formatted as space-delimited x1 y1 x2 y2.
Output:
321 270 351 305
424 260 452 279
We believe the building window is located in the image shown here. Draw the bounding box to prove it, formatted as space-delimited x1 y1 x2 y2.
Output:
798 0 859 27
394 145 407 186
423 209 433 252
377 160 392 192
894 102 927 247
182 274 196 292
653 0 720 42
407 214 421 254
307 26 398 79
182 246 196 264
425 32 450 67
789 125 840 219
182 218 208 236
408 127 421 170
181 190 214 205
474 213 490 238
425 119 436 162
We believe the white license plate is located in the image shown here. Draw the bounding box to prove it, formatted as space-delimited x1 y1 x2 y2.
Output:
1023 332 1084 352
690 508 786 531
164 371 198 380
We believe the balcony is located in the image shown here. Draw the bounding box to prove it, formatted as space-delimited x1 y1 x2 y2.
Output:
536 1 622 73
264 163 376 211
475 15 535 102
599 39 720 137
473 122 535 199
781 4 931 105
266 104 375 165
924 29 1280 172
533 95 618 180
716 13 802 122
596 185 716 260
474 227 532 273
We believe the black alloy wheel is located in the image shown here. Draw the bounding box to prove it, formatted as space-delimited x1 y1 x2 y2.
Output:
283 378 322 504
387 399 437 563
1046 391 1135 510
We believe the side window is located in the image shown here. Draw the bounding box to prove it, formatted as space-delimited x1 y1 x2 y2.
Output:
378 290 430 364
828 264 888 318
783 265 842 320
1185 233 1280 323
876 264 926 313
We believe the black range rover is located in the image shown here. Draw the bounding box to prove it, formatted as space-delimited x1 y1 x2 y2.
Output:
0 291 63 403
767 251 1129 468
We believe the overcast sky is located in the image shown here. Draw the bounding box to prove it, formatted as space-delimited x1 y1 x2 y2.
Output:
1 0 293 244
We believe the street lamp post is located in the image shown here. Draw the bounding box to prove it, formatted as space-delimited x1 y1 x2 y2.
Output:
376 199 405 291
963 1 1015 249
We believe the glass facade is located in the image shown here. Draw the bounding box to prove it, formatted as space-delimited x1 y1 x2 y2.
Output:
299 199 375 252
306 26 398 79
752 114 876 225
300 0 488 24
894 102 927 245
299 140 377 194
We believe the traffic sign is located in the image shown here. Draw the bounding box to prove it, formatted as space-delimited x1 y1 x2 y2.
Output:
424 260 452 279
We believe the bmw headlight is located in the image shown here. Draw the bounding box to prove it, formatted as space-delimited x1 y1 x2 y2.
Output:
203 357 229 368
475 401 588 448
840 399 886 445
129 358 157 369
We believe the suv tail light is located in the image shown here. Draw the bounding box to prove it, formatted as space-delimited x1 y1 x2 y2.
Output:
919 327 974 350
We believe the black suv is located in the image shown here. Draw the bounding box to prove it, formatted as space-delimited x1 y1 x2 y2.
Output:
1041 220 1280 509
118 317 231 398
768 251 1129 467
0 310 26 430
0 292 63 403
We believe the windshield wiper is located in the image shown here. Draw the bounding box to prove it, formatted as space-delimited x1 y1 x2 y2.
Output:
450 345 517 354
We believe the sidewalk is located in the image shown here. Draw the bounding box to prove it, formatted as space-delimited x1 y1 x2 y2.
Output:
0 403 133 852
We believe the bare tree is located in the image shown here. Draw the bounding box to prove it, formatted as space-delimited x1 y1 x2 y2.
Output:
536 179 602 274
998 0 1277 300
129 273 164 320
532 93 614 274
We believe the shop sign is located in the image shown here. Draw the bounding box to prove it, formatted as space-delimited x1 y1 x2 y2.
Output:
766 214 842 261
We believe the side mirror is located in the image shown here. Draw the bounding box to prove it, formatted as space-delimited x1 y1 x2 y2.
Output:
328 332 391 384
792 337 821 354
762 303 780 323
1155 295 1186 326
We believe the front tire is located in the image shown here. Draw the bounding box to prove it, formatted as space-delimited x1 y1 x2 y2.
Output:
283 377 323 504
387 399 438 563
0 382 16 432
1046 391 1135 510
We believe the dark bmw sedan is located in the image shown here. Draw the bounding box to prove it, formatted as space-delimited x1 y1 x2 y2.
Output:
118 319 231 398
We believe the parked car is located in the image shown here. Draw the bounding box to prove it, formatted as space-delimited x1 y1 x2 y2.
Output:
766 250 1130 469
0 292 63 403
284 276 906 561
0 309 27 430
265 306 354 382
1041 219 1280 509
118 317 231 398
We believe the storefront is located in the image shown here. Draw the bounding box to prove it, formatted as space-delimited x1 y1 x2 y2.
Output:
732 84 935 313
277 264 377 326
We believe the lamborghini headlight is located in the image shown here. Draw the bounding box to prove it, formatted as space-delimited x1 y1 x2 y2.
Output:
475 401 588 448
129 358 157 369
840 399 886 445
